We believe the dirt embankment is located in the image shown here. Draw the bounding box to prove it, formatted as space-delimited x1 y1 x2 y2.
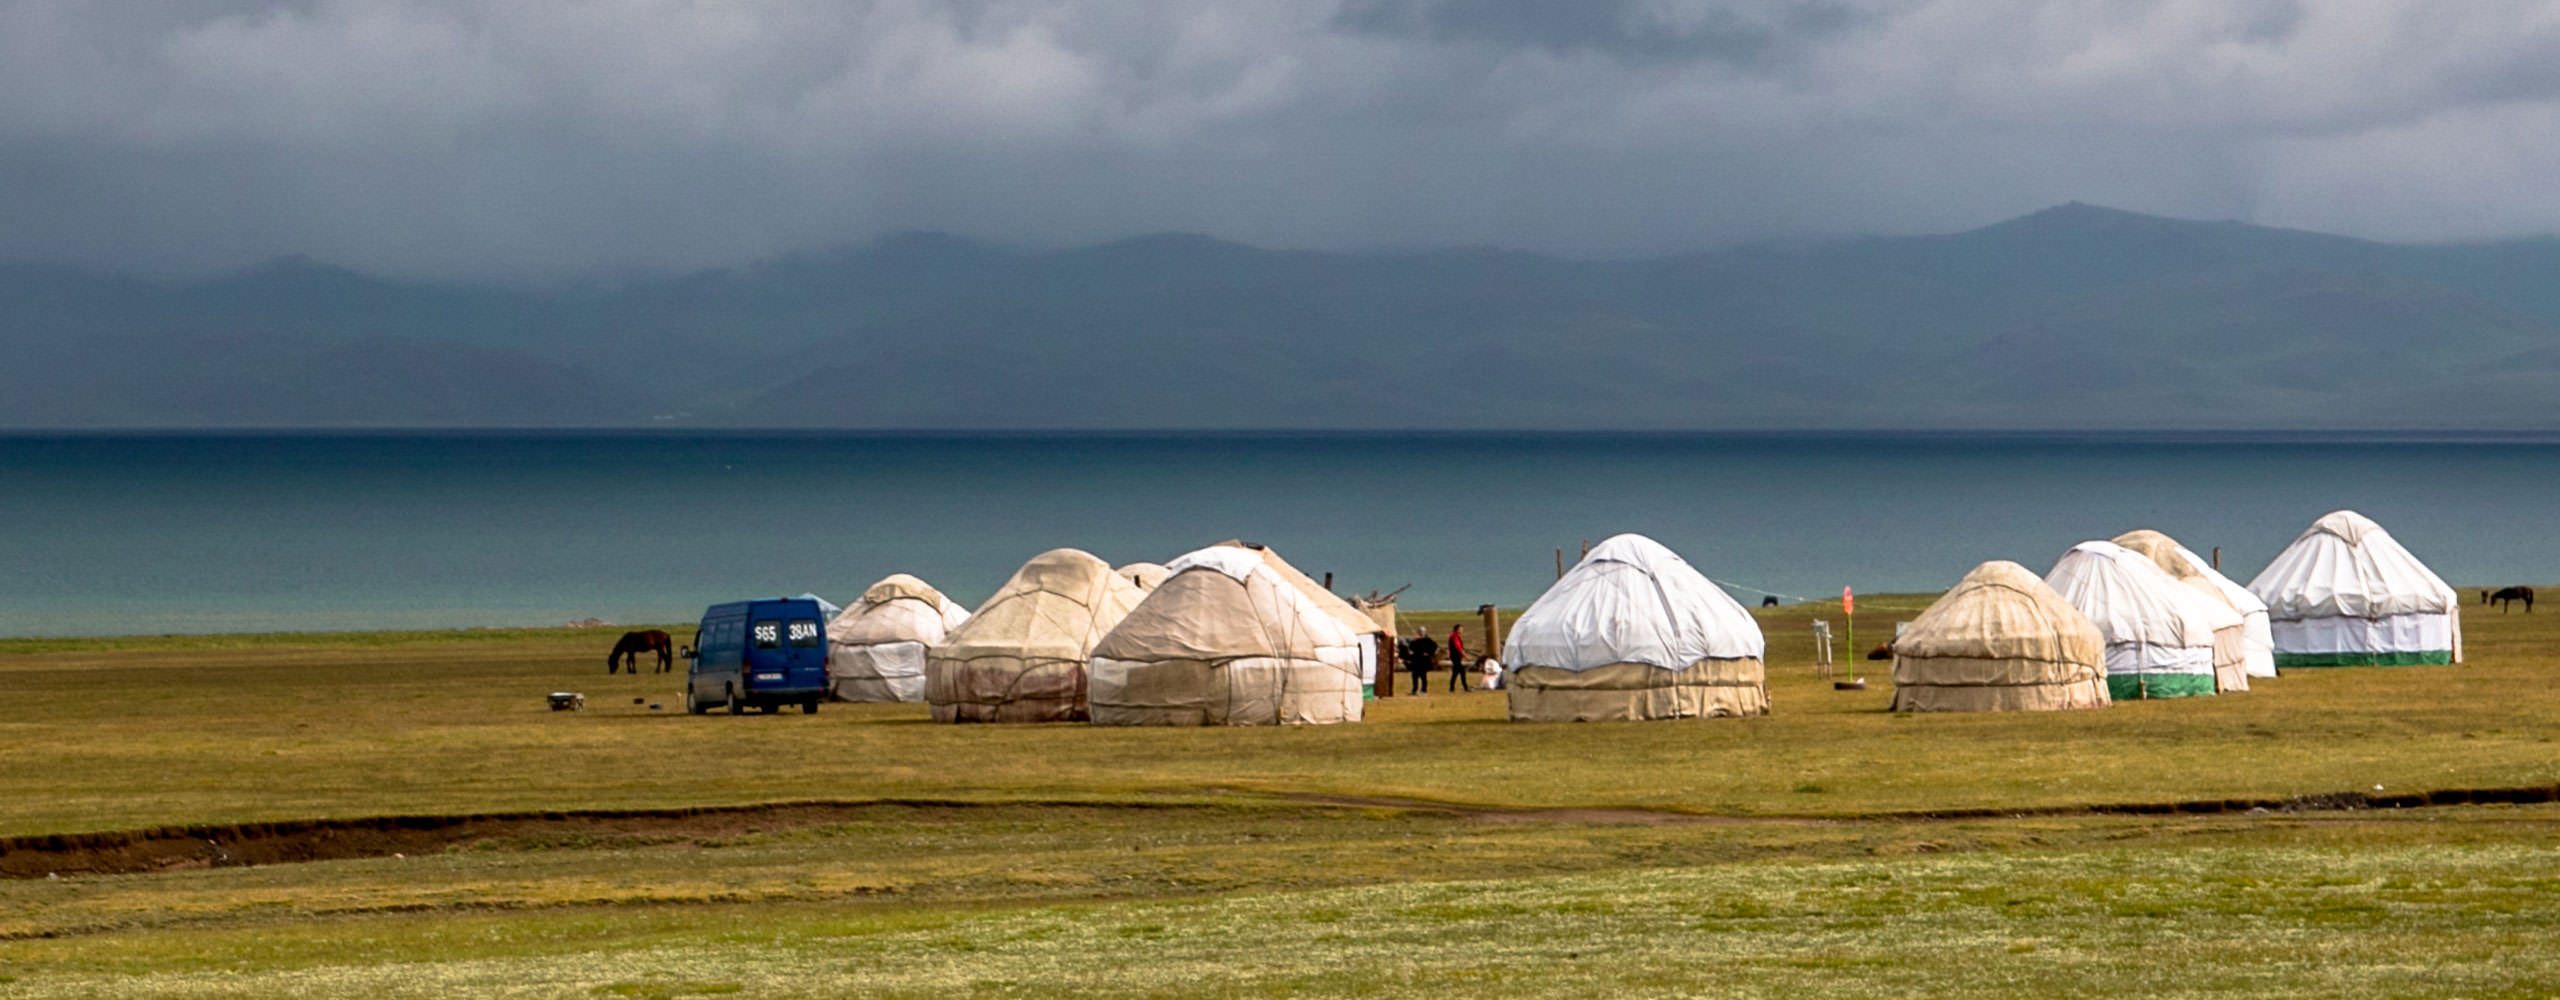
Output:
6 784 2557 880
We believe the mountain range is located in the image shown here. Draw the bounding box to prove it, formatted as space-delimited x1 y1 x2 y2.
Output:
7 203 2560 429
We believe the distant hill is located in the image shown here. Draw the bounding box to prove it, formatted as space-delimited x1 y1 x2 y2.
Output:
6 202 2559 429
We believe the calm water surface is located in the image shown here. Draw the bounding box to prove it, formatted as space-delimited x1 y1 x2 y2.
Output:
2 432 2552 637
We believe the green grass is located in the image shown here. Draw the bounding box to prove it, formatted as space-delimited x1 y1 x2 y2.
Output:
2 599 2557 996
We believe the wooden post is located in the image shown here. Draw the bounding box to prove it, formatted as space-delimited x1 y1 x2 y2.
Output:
1322 571 1333 591
1555 547 1564 580
1375 632 1392 699
1477 604 1503 661
2211 546 2221 570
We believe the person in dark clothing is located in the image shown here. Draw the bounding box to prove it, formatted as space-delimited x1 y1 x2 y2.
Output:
1446 624 1470 692
1406 626 1438 695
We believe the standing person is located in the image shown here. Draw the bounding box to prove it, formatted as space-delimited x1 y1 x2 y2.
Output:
1407 626 1438 696
1446 623 1470 692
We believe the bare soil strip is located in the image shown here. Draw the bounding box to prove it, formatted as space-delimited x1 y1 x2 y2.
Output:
8 784 2556 879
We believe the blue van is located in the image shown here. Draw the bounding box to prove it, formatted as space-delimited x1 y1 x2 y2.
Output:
683 598 830 715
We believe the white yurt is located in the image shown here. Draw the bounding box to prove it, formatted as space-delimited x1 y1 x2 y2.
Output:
924 548 1148 722
1889 561 2110 712
2046 540 2244 700
2247 510 2462 667
1087 545 1369 726
2112 529 2277 681
1209 540 1387 690
1502 533 1767 722
825 574 971 703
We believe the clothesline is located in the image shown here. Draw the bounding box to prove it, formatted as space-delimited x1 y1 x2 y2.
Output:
1705 577 1824 605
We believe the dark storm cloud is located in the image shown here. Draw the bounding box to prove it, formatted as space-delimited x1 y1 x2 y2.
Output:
1329 0 1864 69
6 1 2560 279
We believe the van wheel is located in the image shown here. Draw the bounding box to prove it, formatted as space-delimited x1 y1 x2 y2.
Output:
726 686 744 715
686 690 706 715
802 699 820 715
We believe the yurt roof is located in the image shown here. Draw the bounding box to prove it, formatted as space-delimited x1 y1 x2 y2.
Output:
936 548 1145 661
855 573 948 608
2110 529 2269 617
1501 533 1765 672
1213 540 1386 637
831 573 968 643
2046 541 2240 648
1895 560 2102 665
1091 545 1360 662
2247 510 2455 619
1117 562 1171 591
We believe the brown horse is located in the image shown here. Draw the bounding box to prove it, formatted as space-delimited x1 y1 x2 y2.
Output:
608 629 674 673
2483 586 2535 613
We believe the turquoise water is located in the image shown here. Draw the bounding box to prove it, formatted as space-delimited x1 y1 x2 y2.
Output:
1 432 2552 638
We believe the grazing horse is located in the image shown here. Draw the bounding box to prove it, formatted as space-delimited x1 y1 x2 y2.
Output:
608 629 675 673
2484 586 2535 613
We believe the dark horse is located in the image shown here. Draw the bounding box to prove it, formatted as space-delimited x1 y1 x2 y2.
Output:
608 629 675 673
2483 586 2536 613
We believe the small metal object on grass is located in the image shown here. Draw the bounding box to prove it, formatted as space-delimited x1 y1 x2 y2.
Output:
1833 678 1867 691
548 692 585 711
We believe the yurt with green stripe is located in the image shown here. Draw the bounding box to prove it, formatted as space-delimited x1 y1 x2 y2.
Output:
2247 511 2462 667
2046 540 2241 700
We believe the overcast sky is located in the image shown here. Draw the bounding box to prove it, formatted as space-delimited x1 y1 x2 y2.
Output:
7 0 2560 279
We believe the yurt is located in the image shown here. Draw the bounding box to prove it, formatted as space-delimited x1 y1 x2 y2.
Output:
825 574 971 703
2247 510 2462 667
2046 541 2243 700
1117 562 1171 592
924 548 1147 722
1502 534 1767 722
1889 561 2110 712
1209 540 1387 689
2112 529 2276 681
1087 545 1368 726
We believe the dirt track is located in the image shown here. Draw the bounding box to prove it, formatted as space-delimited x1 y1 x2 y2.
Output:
8 782 2557 880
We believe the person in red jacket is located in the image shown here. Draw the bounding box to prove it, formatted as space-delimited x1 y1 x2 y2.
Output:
1446 623 1470 692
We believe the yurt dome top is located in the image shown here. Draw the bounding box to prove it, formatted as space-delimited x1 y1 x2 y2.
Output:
2047 540 2241 648
1502 533 1764 672
2248 510 2455 620
1894 560 2102 666
936 548 1144 662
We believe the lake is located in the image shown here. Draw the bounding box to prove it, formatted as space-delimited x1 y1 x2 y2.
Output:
1 431 2550 637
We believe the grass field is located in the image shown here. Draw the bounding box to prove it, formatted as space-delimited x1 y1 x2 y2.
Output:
2 599 2557 997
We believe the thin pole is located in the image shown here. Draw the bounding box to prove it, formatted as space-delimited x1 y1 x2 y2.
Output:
1555 547 1564 580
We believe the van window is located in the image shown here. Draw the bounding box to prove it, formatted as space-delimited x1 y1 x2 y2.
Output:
788 619 822 648
752 621 782 650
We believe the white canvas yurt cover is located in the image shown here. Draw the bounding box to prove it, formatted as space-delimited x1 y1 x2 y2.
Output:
1211 540 1386 685
2112 529 2275 684
2247 510 2462 667
1088 545 1368 726
1502 534 1767 722
1889 561 2110 712
826 574 971 703
2046 541 2243 700
925 548 1147 722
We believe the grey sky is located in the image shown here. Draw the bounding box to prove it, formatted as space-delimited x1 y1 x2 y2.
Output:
6 0 2560 279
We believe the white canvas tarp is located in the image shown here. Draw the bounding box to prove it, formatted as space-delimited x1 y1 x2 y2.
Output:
2246 510 2461 667
2046 540 2241 699
2111 529 2277 679
1502 533 1767 722
1088 544 1367 726
826 574 970 703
